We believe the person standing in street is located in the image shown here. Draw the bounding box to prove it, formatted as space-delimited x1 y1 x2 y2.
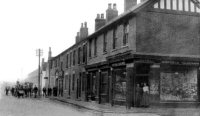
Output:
5 87 9 96
135 83 143 107
33 85 38 98
42 87 47 97
141 83 150 107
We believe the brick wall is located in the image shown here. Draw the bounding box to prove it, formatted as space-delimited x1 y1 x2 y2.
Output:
136 11 200 56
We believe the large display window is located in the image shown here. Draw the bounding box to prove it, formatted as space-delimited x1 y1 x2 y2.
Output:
113 69 126 101
160 66 198 101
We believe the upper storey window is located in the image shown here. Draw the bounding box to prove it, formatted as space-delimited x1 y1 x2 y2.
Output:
103 32 107 53
153 0 200 13
113 27 117 49
94 37 97 56
123 22 129 46
89 40 92 58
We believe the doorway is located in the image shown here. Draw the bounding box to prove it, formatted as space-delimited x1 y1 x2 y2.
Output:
100 71 109 103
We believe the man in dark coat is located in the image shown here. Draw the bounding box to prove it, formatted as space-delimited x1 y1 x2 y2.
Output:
42 87 47 97
33 85 38 98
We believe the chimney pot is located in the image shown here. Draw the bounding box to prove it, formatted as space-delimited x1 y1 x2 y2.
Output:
81 23 83 28
84 22 87 28
101 14 104 19
113 3 117 10
97 14 100 19
108 3 112 9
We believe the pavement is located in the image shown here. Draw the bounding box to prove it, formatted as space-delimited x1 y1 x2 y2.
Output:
48 96 200 116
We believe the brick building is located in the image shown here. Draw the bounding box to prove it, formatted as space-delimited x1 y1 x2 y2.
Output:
47 0 200 108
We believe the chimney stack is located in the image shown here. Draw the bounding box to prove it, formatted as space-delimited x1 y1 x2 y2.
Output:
75 32 80 43
124 0 137 12
48 47 52 61
95 13 106 31
106 3 118 23
79 22 88 41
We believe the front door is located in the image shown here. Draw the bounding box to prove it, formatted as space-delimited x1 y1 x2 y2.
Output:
100 71 109 103
134 63 150 107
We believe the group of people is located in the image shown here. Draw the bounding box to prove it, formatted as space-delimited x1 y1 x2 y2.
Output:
135 83 150 107
5 85 54 98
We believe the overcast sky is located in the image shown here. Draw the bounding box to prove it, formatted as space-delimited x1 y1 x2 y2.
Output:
0 0 143 82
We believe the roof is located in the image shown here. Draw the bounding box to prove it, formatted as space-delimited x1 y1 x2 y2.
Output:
51 0 156 60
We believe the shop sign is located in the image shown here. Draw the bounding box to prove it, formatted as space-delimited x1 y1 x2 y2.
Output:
162 61 199 66
44 77 48 79
126 63 134 68
112 62 125 67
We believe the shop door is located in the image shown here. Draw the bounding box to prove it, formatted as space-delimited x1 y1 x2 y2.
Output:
134 63 150 107
59 79 63 97
100 71 109 103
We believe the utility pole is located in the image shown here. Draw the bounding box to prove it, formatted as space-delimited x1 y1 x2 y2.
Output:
36 49 43 97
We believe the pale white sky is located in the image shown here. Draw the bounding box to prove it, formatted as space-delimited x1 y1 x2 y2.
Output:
0 0 142 82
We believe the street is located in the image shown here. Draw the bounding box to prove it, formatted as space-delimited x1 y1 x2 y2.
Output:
0 93 159 116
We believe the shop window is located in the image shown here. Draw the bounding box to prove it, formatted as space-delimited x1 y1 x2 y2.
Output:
114 69 126 101
82 72 85 91
160 67 198 101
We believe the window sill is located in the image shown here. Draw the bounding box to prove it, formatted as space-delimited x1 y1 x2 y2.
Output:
103 51 107 55
121 45 129 48
112 45 129 52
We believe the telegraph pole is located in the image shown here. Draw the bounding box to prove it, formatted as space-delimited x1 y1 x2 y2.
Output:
36 49 43 97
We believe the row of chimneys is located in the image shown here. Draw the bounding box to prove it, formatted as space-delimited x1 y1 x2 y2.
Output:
76 22 88 43
76 0 143 43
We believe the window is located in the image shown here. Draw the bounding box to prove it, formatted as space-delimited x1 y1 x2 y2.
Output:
55 60 57 67
60 62 63 69
65 75 68 89
72 74 75 90
58 58 60 67
50 61 53 69
94 37 97 56
78 47 81 64
73 50 76 66
82 72 85 91
123 23 129 46
103 32 107 53
89 40 92 58
70 52 72 67
66 54 69 68
83 44 87 63
113 27 117 49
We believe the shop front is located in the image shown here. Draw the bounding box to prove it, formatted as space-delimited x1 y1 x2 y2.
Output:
160 63 199 102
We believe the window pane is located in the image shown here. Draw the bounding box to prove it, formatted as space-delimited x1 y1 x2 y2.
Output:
166 0 171 9
154 2 159 8
179 0 183 11
191 2 195 12
185 0 189 11
173 0 177 10
197 7 200 13
160 0 165 9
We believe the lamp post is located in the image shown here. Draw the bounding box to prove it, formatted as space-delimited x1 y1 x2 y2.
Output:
36 49 43 97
